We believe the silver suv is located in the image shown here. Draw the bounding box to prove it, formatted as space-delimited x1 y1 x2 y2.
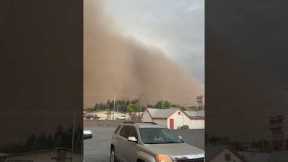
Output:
110 122 204 162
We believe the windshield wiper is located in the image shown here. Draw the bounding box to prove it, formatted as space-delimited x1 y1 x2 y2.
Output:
144 142 162 144
163 141 183 144
145 141 181 144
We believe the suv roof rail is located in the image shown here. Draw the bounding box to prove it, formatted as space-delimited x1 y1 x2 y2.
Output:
123 121 158 125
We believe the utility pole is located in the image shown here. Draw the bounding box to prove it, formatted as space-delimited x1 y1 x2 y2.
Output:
196 96 203 110
116 97 118 114
113 96 116 120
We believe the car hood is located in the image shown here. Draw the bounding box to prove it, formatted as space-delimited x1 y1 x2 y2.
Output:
144 143 204 158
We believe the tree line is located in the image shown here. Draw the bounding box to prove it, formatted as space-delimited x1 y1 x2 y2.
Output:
87 97 204 113
87 99 183 113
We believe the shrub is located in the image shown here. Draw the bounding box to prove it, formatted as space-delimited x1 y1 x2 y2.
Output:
179 125 189 130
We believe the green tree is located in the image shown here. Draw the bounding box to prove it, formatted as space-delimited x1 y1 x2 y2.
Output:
155 100 171 109
127 103 138 112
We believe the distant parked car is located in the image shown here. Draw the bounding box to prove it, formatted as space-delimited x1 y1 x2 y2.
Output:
110 122 204 162
116 115 128 120
84 130 93 140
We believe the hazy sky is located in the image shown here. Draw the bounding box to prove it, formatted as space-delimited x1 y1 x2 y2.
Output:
102 0 204 83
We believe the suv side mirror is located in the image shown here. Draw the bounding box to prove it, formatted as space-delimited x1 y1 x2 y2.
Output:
128 136 137 143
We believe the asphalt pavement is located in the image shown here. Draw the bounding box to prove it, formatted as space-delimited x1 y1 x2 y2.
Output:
84 127 115 162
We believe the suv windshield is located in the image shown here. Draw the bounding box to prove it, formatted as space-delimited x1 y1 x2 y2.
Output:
139 128 183 144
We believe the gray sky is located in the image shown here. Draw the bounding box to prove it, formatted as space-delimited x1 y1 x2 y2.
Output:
102 0 204 84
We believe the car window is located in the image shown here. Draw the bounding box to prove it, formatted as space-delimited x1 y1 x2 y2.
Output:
139 128 183 144
128 126 138 138
119 126 130 138
119 125 138 139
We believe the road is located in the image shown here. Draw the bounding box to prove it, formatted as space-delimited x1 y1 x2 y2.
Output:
84 127 115 162
84 122 204 162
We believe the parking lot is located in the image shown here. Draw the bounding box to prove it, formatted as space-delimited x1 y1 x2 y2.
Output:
84 120 204 162
84 126 114 162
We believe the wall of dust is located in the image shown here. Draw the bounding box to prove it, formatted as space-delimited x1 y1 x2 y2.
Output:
84 0 202 108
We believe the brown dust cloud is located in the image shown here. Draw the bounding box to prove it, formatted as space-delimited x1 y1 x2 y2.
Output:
84 0 202 108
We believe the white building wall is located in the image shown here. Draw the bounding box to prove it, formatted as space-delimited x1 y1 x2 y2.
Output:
167 110 205 129
167 110 189 129
184 118 205 129
210 149 243 162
